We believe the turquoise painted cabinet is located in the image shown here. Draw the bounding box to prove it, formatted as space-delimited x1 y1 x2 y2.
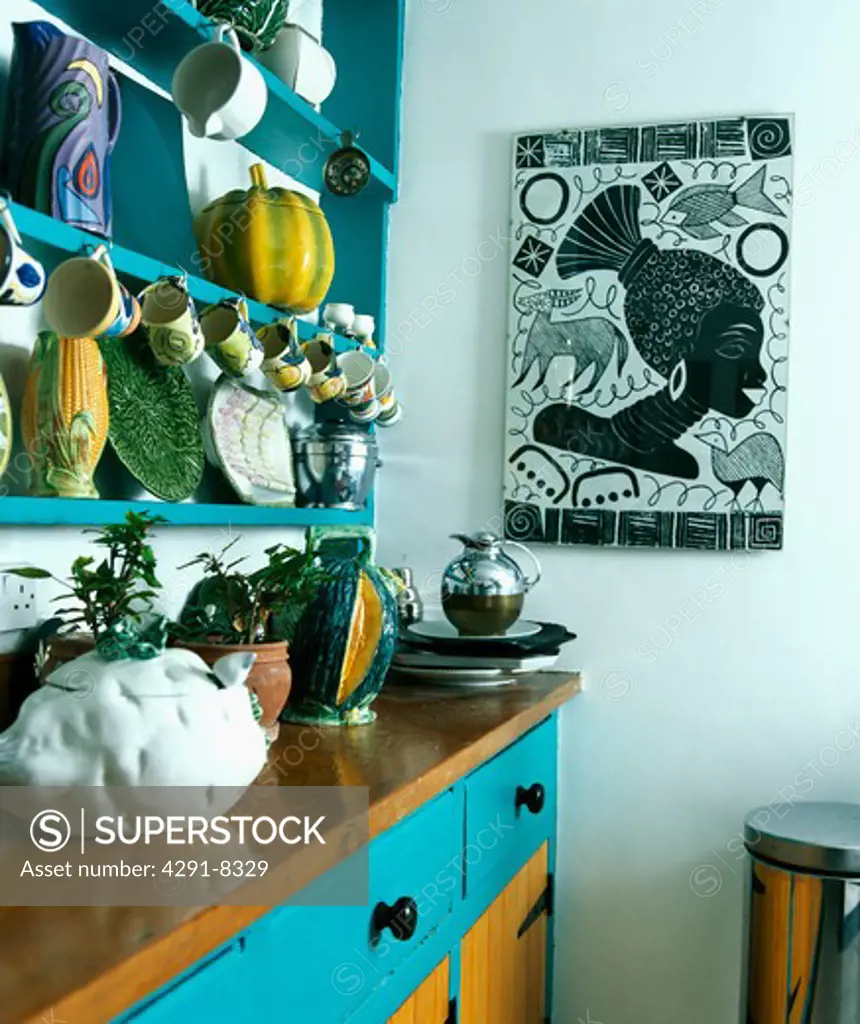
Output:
119 716 560 1023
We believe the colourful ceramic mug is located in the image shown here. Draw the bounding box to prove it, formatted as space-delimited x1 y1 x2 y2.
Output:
337 350 376 408
374 363 402 426
201 296 264 377
348 397 381 422
302 335 336 387
43 245 139 339
0 199 46 306
141 274 203 367
309 358 346 404
107 278 142 339
258 319 311 392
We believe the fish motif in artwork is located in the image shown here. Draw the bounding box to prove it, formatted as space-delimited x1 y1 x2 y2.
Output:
659 165 783 240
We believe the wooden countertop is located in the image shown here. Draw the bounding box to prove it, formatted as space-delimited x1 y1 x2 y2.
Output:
0 671 579 1024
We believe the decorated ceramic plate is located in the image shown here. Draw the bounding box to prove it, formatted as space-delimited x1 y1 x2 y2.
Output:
99 332 204 501
206 376 296 506
0 373 10 480
406 618 542 641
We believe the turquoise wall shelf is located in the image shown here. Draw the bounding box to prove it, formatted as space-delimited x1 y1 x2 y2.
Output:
0 0 404 529
0 496 374 527
11 202 374 352
37 0 398 197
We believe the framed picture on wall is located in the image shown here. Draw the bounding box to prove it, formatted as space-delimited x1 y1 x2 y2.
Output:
503 115 793 551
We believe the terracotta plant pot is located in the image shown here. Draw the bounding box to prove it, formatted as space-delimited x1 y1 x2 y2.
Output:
40 632 96 680
174 639 291 741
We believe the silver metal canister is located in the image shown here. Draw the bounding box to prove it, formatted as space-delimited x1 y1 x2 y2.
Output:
741 802 860 1023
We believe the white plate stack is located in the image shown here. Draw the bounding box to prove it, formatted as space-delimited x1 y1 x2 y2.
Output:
390 619 574 687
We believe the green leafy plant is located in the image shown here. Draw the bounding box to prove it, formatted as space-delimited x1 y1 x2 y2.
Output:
172 538 330 646
5 511 166 640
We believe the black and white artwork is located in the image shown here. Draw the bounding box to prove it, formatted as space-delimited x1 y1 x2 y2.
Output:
504 115 793 551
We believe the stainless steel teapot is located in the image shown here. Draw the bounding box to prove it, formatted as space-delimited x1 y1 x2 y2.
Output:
440 531 541 636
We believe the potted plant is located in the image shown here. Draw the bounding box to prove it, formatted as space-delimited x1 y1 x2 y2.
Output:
5 510 165 677
170 538 325 740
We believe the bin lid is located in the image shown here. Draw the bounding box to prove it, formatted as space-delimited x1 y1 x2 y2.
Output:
744 802 860 875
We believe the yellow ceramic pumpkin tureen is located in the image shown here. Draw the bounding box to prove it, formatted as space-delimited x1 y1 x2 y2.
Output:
194 163 335 314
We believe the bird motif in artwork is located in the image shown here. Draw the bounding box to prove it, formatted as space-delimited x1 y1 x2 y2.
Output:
695 431 785 511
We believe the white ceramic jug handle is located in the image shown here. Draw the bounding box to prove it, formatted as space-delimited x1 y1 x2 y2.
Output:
502 540 542 591
215 23 242 54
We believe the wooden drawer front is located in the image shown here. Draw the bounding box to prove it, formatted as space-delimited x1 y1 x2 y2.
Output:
251 789 462 1022
120 944 246 1022
464 717 556 894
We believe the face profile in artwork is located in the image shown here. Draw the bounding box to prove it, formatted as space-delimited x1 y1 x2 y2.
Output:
533 183 768 479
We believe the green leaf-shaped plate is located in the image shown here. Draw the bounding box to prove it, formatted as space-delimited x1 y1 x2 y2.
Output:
99 333 204 502
0 373 10 480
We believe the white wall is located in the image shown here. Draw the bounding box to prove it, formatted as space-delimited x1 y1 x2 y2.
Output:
378 1 860 1021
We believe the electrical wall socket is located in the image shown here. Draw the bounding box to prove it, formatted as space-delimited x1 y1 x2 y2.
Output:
0 571 43 632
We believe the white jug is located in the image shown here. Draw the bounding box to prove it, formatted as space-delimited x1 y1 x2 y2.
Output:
259 23 336 107
172 24 268 140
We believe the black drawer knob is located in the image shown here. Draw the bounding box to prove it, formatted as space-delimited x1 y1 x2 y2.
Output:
371 896 418 944
515 782 546 815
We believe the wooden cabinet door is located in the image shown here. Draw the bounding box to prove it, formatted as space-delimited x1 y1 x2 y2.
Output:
388 957 450 1023
460 843 548 1024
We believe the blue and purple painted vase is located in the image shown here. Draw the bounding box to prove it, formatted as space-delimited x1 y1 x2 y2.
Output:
1 21 121 239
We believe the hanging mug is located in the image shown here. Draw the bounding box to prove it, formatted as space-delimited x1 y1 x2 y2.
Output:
43 245 140 339
337 350 376 408
0 197 46 306
201 296 264 377
140 274 203 367
309 355 346 404
258 319 311 393
373 364 402 426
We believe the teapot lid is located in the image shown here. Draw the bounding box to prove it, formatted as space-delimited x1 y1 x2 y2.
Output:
452 531 501 550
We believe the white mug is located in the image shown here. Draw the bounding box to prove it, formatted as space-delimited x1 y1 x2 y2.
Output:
352 314 375 344
172 25 268 140
323 302 355 334
0 200 45 307
259 24 336 107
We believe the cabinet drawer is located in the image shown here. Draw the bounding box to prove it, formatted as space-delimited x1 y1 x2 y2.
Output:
120 943 247 1022
464 716 556 894
252 789 462 1022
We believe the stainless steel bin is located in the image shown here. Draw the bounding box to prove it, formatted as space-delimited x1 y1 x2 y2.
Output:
742 802 860 1023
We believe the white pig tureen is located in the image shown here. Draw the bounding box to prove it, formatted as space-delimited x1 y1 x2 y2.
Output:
0 648 268 797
